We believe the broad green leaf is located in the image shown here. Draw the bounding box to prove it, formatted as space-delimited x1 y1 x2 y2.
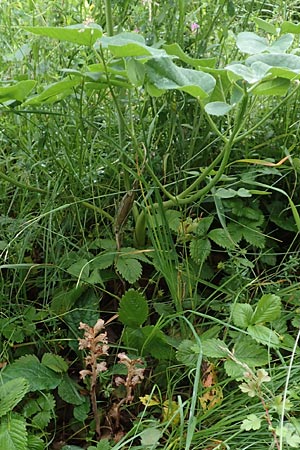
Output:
141 326 172 359
58 374 85 406
118 289 148 328
24 79 79 105
195 216 214 236
1 355 62 391
205 101 233 116
251 294 281 324
27 435 45 450
226 62 269 83
98 32 164 58
165 209 182 232
0 416 27 450
145 57 216 98
269 34 294 53
42 353 68 373
251 77 290 96
208 228 236 250
241 414 262 431
253 18 277 34
67 259 89 280
115 256 142 283
236 32 268 54
140 427 162 446
73 397 90 422
91 251 115 270
246 53 300 74
242 227 265 248
0 378 29 418
248 324 280 347
237 188 252 197
176 340 200 367
126 58 145 86
163 43 216 68
281 21 300 34
215 187 237 198
0 80 36 102
202 338 229 358
234 337 269 366
50 285 87 315
190 238 211 265
25 24 102 46
232 303 253 328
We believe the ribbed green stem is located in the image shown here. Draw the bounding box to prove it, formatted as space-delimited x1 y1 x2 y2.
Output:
104 0 114 36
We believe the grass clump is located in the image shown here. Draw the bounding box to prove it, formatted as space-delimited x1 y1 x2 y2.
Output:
1 1 300 449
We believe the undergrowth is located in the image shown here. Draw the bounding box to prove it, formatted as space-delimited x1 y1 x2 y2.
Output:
1 1 300 449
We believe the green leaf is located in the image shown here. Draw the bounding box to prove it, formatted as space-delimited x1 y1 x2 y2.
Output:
140 427 162 446
236 32 268 54
215 188 237 198
115 256 142 283
0 416 27 450
253 18 277 34
226 62 268 83
67 258 89 280
91 251 115 269
248 324 280 347
208 228 236 250
234 337 269 366
202 339 229 358
42 353 68 373
190 238 211 265
145 57 216 98
1 355 62 391
23 79 79 105
126 58 145 86
176 340 200 367
98 32 164 58
58 374 85 406
251 78 290 96
251 294 281 324
246 53 300 75
269 34 294 53
26 435 45 450
0 378 29 418
50 285 87 315
232 303 254 328
195 216 214 236
242 227 265 248
24 24 102 46
281 21 300 34
163 43 216 68
204 101 233 116
241 414 262 431
118 289 148 328
73 397 90 422
0 80 36 102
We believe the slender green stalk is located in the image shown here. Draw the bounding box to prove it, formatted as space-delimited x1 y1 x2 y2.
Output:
104 0 114 36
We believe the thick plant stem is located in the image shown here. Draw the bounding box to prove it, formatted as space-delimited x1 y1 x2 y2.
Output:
104 0 114 36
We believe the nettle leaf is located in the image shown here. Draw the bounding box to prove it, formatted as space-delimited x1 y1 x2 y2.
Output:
202 339 229 358
145 57 216 98
115 256 142 283
204 101 233 116
190 238 211 265
242 227 266 248
176 340 200 367
0 416 27 450
232 303 254 328
236 32 268 54
118 289 148 328
1 355 62 391
25 24 102 46
208 228 236 250
248 324 280 347
42 353 68 373
195 216 214 236
0 80 36 102
0 378 29 418
251 294 281 324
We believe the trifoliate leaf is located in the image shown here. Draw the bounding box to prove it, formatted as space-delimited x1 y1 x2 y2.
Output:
42 353 68 373
176 340 200 367
0 378 29 418
0 416 27 450
248 324 280 347
202 339 229 358
115 256 142 283
208 228 236 250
